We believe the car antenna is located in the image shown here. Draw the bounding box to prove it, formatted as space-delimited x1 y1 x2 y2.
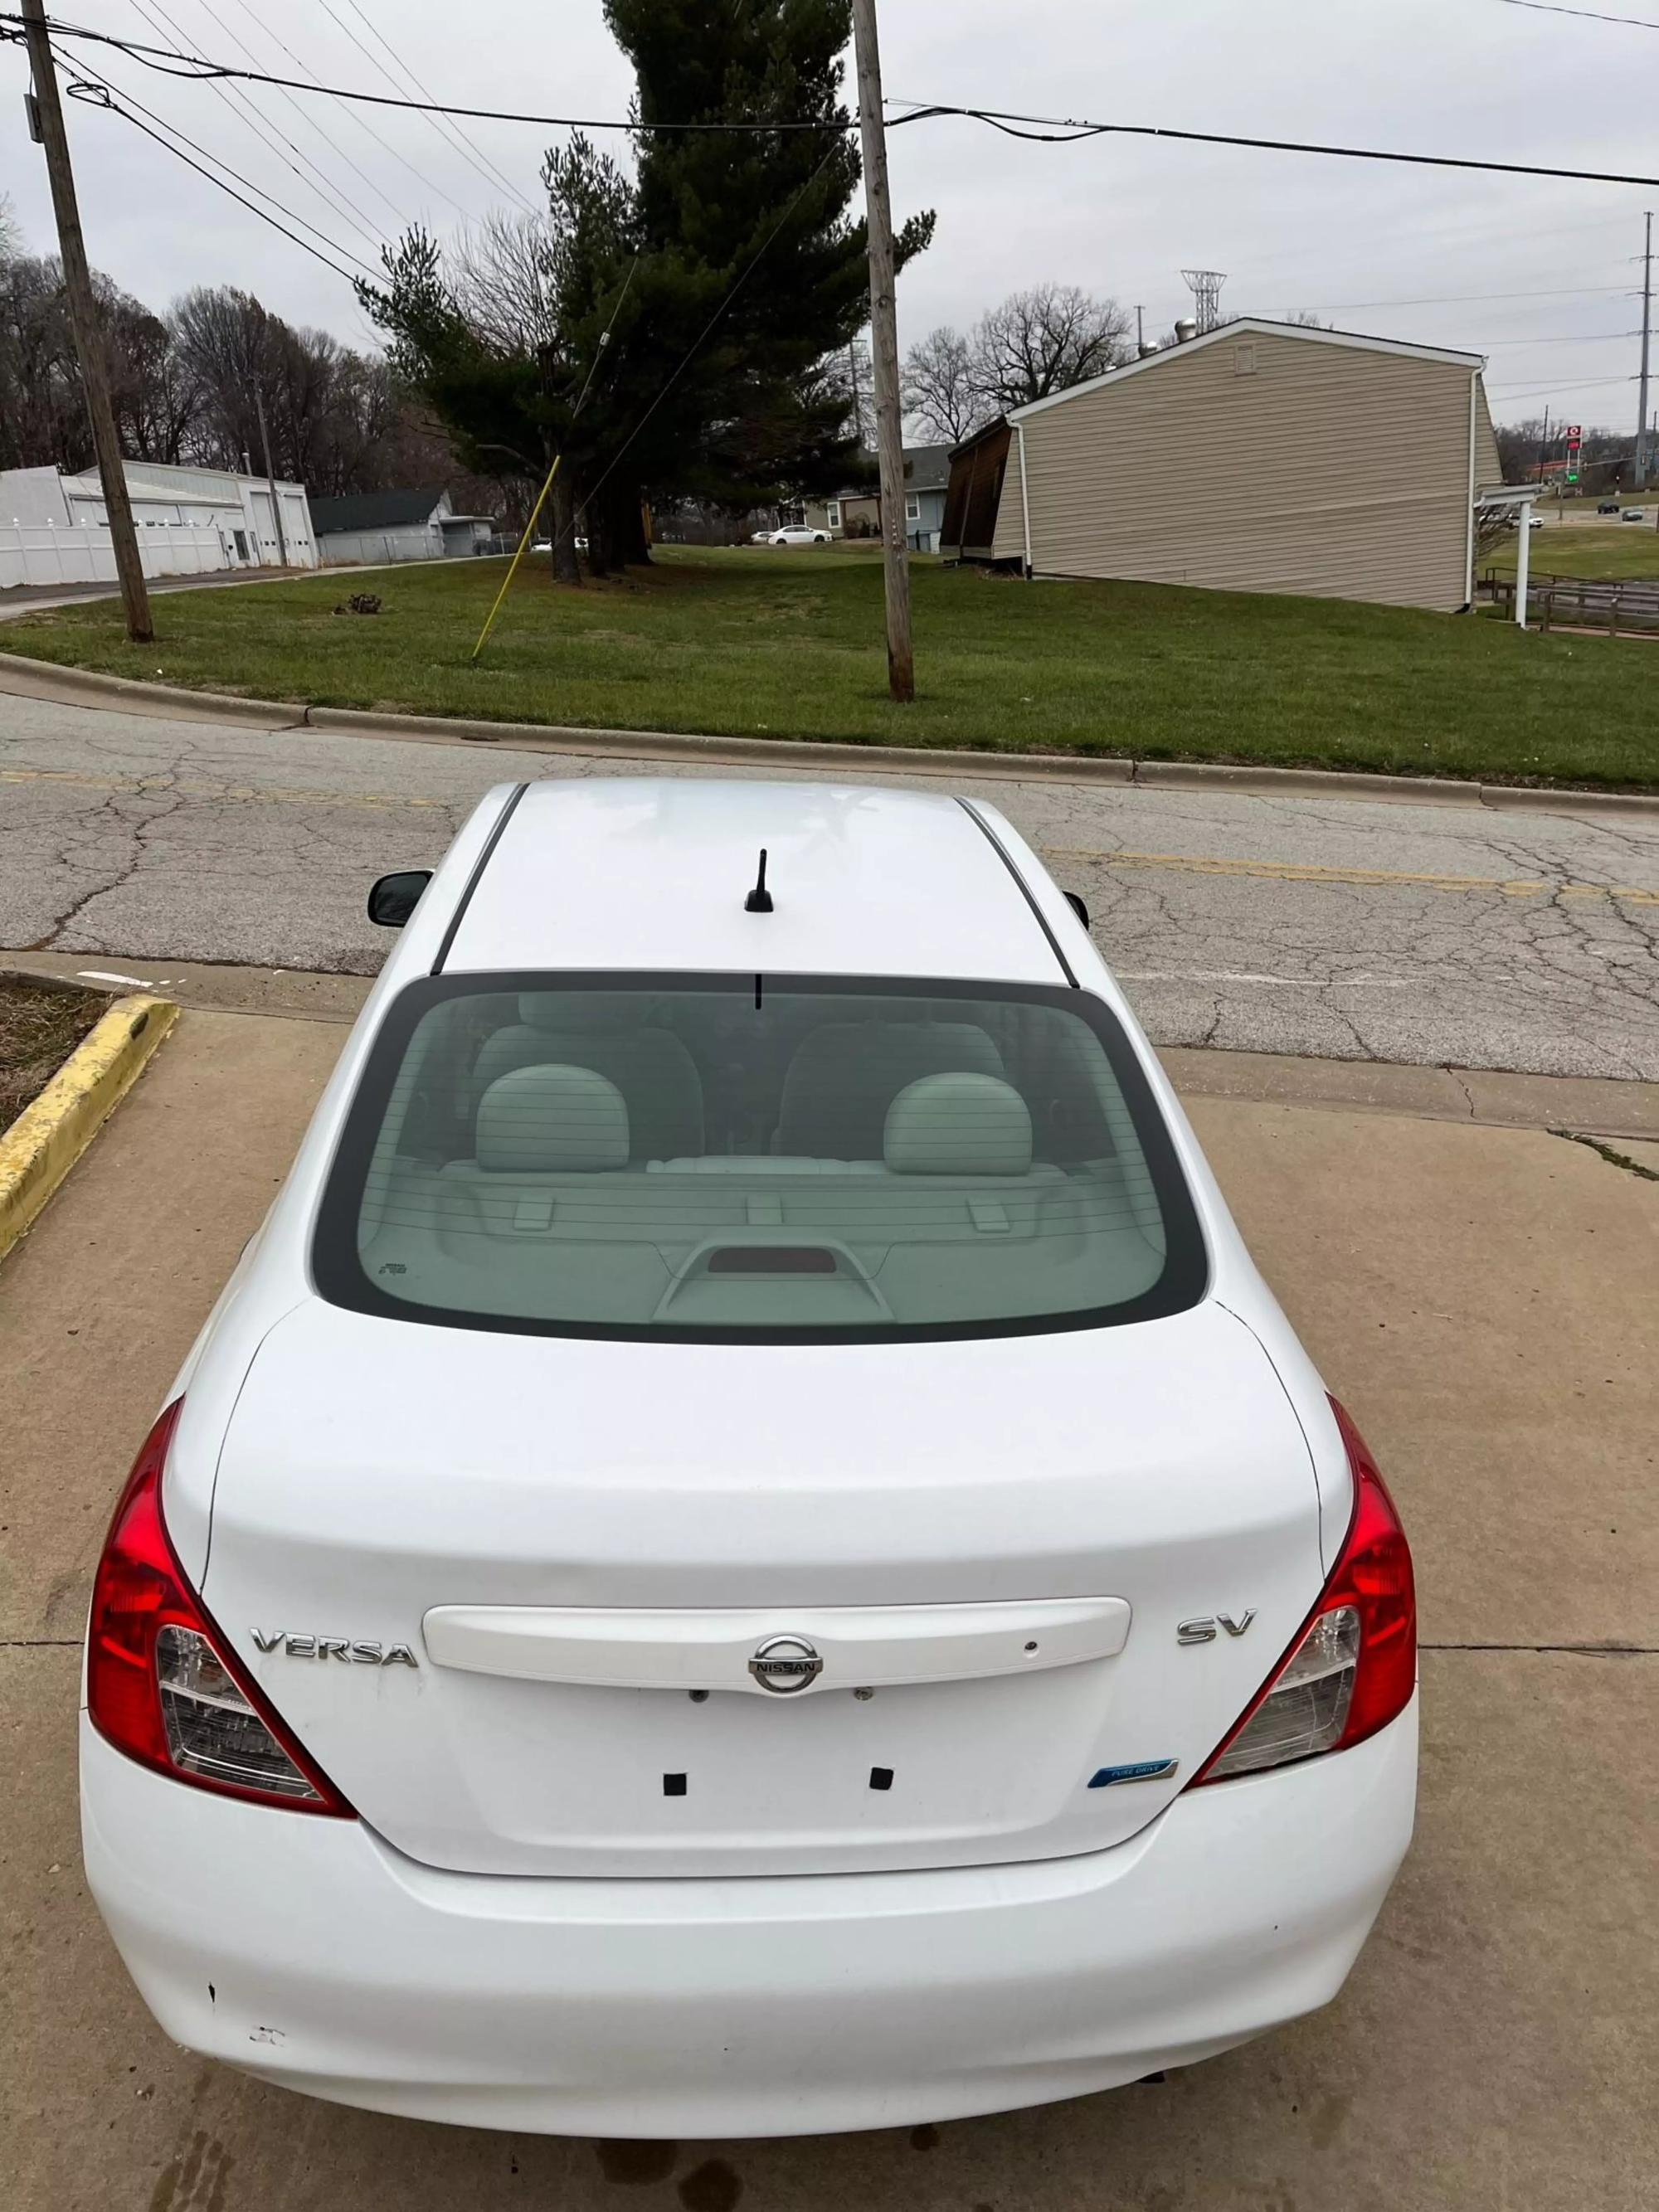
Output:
744 848 775 914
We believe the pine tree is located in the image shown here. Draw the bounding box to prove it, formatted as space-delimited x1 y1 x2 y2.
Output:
362 3 932 573
603 0 932 515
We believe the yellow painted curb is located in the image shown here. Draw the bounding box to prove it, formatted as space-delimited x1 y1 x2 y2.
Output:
0 994 179 1264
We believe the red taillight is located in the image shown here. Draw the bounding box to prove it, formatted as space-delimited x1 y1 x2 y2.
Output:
86 1401 354 1816
1192 1396 1416 1786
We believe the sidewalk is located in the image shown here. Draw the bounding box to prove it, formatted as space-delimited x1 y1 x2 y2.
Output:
2 1009 1654 2211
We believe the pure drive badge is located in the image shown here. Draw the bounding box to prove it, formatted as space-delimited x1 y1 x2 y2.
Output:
252 1631 418 1667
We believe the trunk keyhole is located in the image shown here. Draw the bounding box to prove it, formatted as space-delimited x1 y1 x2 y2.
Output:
869 1767 894 1791
663 1773 688 1797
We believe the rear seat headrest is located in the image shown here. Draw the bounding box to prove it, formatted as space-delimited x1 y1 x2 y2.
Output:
476 1064 630 1174
884 1073 1033 1177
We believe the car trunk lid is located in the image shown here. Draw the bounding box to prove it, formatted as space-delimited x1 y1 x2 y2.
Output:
201 1297 1326 1877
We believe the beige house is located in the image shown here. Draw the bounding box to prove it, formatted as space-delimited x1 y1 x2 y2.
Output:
941 319 1504 612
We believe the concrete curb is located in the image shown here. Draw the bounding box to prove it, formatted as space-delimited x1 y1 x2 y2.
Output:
0 993 179 1263
2 649 1658 814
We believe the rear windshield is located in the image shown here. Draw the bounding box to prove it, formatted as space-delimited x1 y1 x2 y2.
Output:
314 974 1206 1344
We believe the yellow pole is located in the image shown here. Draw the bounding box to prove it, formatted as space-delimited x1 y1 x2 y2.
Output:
469 452 562 664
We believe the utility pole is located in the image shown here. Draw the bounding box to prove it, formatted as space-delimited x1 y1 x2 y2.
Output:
1135 304 1146 357
19 0 152 643
850 0 914 703
1535 404 1550 485
252 388 289 567
1637 211 1653 488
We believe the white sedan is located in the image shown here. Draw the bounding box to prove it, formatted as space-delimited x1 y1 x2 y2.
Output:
80 778 1417 2138
753 523 830 545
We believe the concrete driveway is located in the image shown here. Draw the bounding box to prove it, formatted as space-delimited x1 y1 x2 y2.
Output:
2 1004 1653 2212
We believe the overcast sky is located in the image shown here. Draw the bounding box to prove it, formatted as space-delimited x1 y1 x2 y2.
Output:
3 0 1655 431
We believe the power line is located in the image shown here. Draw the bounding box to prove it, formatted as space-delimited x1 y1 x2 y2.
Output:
1297 282 1635 309
216 0 470 225
1486 372 1635 393
1482 328 1647 343
325 0 535 213
59 46 382 279
116 0 385 253
891 101 1659 188
1487 0 1659 27
62 75 366 282
185 0 411 230
12 17 1659 185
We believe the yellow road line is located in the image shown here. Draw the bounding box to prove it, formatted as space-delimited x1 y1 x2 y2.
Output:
1044 844 1659 906
4 768 1658 904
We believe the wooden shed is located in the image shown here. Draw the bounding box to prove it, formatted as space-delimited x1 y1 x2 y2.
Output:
941 319 1504 613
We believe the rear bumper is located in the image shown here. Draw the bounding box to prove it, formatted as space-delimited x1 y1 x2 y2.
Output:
80 1698 1416 2137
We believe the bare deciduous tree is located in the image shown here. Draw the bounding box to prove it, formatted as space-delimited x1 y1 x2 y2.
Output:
902 284 1133 442
902 324 982 443
971 284 1133 409
450 211 563 356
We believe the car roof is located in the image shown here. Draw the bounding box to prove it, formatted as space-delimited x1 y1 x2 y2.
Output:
439 777 1070 984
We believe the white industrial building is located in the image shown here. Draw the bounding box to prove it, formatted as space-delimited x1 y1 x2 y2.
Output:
0 460 317 591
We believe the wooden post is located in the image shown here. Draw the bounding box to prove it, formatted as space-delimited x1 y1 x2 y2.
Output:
850 0 914 703
253 389 289 568
20 0 153 642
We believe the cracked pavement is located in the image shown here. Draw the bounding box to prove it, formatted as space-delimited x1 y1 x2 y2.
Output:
2 685 1658 1077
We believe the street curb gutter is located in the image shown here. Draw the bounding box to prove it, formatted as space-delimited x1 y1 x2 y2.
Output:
2 650 1658 816
0 994 178 1264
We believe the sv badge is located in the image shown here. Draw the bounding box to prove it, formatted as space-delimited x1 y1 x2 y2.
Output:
1176 1612 1257 1646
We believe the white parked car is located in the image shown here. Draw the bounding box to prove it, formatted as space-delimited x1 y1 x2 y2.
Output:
80 779 1417 2138
757 523 830 545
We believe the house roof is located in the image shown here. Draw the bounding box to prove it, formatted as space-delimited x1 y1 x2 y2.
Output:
309 486 446 534
947 418 1010 463
829 445 954 499
1005 319 1488 425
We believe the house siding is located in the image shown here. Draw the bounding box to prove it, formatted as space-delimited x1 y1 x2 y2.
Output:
1015 333 1486 611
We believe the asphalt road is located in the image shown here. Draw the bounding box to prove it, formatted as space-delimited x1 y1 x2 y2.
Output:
2 683 1658 1077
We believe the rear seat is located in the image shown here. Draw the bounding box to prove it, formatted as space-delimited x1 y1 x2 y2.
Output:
468 995 704 1162
773 1020 1005 1158
363 1066 1159 1326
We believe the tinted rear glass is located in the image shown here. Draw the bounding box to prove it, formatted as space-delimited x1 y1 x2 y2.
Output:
314 974 1206 1344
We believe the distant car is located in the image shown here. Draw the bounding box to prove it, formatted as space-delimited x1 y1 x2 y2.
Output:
1526 513 1545 530
766 526 830 547
1597 499 1621 514
1623 507 1648 523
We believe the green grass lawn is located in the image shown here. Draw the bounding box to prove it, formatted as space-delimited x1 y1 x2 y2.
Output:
1484 518 1659 581
3 544 1656 787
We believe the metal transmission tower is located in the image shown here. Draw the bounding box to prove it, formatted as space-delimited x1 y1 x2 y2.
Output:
1181 268 1228 334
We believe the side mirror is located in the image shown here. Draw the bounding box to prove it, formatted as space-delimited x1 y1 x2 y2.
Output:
1063 890 1090 930
367 869 433 928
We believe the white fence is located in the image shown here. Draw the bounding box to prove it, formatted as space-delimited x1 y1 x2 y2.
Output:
319 525 444 566
0 520 234 591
